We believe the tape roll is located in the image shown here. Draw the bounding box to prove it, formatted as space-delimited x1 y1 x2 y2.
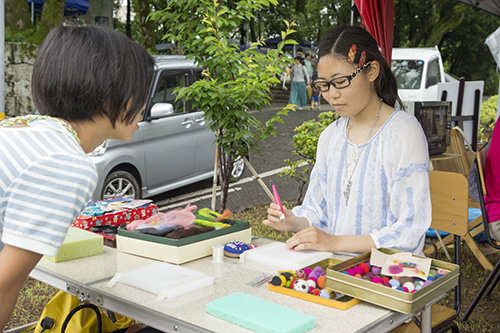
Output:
212 244 224 263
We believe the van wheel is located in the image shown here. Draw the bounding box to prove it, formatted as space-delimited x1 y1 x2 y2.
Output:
231 155 246 180
101 171 140 200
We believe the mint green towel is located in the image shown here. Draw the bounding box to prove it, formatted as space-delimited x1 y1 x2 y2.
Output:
206 292 316 332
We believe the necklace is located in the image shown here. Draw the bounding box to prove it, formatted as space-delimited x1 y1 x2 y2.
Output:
343 98 382 205
0 115 80 144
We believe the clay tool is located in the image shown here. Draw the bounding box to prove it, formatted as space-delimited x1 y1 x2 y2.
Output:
272 184 288 238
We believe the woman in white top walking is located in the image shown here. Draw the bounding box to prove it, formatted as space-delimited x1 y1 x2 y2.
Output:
288 56 309 110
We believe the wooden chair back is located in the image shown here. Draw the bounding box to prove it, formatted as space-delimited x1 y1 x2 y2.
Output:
477 149 488 197
429 170 469 237
435 127 474 177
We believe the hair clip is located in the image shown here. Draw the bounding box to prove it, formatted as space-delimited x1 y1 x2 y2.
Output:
359 50 366 67
347 44 356 63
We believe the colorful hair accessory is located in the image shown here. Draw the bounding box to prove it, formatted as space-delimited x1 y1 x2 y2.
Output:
347 44 357 63
359 50 366 67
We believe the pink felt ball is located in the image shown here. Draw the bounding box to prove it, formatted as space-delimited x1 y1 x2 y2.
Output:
402 287 409 292
366 272 375 279
371 276 383 284
371 266 381 275
359 262 370 274
303 268 313 277
353 266 364 275
437 269 448 275
346 268 355 276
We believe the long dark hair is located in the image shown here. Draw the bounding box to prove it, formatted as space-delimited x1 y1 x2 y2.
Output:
317 26 403 109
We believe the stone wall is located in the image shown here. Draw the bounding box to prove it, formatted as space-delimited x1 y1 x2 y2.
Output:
4 42 36 117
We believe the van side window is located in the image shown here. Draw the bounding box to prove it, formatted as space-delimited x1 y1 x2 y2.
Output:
152 71 187 113
426 59 441 88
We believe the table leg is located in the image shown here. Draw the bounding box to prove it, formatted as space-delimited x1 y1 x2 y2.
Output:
421 303 432 333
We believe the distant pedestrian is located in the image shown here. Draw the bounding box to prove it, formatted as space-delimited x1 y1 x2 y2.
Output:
310 66 320 110
289 56 309 110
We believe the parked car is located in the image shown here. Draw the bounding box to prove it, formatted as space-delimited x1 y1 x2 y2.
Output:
88 55 246 201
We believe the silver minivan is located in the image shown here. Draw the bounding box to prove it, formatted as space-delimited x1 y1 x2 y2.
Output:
88 55 245 201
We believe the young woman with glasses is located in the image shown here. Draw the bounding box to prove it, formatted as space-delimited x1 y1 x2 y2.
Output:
264 26 431 255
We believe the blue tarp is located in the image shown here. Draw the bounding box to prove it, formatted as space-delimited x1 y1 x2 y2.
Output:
27 0 89 15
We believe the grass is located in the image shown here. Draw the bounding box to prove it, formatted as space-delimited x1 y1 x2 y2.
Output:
6 201 500 332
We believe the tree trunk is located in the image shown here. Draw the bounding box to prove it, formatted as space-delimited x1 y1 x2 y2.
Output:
5 0 33 34
136 0 156 50
28 0 64 44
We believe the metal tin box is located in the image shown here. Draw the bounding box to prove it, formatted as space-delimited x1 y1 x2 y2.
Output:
325 248 459 314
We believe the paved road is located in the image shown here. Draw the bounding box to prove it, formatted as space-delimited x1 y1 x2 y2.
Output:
151 102 335 213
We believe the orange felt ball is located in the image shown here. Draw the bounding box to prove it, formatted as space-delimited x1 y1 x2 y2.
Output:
317 275 326 289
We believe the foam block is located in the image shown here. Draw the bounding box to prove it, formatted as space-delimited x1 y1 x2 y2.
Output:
206 292 316 332
45 227 103 262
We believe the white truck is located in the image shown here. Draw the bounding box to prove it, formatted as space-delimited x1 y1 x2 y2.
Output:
391 47 483 146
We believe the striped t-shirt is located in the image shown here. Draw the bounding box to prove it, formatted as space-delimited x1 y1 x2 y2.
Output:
0 119 98 256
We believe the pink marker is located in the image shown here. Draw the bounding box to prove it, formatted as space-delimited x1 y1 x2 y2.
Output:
272 184 288 238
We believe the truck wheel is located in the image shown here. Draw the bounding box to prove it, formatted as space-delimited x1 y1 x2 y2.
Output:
101 171 140 200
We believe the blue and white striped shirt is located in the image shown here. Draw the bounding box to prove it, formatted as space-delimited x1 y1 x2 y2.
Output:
0 119 98 256
292 110 431 255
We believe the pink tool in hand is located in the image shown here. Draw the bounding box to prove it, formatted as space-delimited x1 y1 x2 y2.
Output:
272 184 288 238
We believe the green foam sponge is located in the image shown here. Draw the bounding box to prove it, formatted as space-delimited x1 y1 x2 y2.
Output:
206 292 316 332
45 227 103 263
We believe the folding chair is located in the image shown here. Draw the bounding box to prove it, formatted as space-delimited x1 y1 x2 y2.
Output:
394 171 467 332
461 149 500 322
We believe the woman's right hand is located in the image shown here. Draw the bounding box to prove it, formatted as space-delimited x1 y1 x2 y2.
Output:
263 203 296 232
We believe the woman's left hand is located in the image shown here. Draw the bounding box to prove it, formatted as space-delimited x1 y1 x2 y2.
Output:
285 226 335 252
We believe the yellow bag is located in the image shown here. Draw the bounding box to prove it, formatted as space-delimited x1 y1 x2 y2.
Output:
34 291 134 333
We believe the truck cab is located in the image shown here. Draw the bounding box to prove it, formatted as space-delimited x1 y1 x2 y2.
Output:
391 47 446 114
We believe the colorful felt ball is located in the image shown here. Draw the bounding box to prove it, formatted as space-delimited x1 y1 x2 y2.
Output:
346 268 356 276
317 275 326 289
382 277 390 284
415 285 423 291
383 282 392 287
423 280 433 287
427 276 435 281
436 274 444 279
359 262 370 274
371 266 381 275
366 272 375 279
362 276 371 281
303 268 313 277
403 282 415 292
319 289 331 299
353 265 364 275
437 269 448 275
429 269 438 278
411 289 418 293
389 279 400 288
371 276 383 284
293 280 309 293
355 274 362 278
341 271 350 275
285 280 292 288
402 287 409 292
396 287 404 291
398 276 413 285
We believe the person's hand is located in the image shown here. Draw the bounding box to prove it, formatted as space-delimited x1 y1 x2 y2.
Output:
285 226 335 252
263 203 295 233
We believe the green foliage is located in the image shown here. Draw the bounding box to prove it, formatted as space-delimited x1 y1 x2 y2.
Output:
478 95 498 145
280 111 338 203
149 0 297 211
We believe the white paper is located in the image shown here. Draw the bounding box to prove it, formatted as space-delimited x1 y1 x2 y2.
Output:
370 249 432 279
240 242 332 271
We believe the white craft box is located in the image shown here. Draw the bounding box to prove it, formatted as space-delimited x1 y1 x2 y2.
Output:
117 221 251 264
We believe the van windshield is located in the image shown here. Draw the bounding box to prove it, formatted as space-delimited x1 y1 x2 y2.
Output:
391 60 424 90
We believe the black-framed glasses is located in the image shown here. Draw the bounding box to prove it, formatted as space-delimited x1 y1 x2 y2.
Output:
313 61 372 92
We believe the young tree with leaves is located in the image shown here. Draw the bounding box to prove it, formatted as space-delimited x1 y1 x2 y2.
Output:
150 0 296 211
